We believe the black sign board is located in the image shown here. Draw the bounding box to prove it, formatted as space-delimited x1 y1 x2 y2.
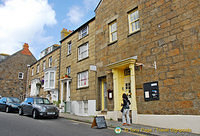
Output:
143 81 159 101
91 116 107 129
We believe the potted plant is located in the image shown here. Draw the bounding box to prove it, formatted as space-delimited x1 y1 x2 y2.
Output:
65 73 68 78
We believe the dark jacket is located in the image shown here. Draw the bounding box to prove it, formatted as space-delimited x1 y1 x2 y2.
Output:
122 98 131 109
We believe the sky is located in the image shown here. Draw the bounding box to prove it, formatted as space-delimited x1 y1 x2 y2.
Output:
0 0 100 59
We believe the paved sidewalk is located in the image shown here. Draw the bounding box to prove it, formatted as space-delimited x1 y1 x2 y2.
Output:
60 113 199 136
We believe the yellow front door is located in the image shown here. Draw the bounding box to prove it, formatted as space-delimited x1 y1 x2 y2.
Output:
101 78 107 111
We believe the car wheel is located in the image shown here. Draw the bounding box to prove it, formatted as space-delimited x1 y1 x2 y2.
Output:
32 110 38 119
6 107 10 113
19 108 23 115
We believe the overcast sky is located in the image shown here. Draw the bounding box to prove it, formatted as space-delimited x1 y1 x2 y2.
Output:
0 0 100 59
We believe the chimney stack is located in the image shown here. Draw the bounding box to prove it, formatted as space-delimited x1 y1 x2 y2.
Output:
61 28 72 40
21 43 32 56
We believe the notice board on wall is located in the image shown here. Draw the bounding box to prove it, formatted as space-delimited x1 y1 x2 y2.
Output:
143 81 159 101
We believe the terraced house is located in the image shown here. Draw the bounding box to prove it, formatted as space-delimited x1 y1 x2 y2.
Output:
59 18 96 116
94 0 200 133
27 44 61 102
0 43 36 99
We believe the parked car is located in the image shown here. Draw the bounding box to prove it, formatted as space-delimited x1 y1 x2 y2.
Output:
18 97 59 119
0 97 21 113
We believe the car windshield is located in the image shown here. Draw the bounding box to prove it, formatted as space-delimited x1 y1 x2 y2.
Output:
7 98 21 103
34 98 50 104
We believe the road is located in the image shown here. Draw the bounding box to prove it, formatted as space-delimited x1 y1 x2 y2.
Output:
0 112 145 136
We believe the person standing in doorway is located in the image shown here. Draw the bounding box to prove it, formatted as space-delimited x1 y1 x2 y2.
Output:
121 93 131 126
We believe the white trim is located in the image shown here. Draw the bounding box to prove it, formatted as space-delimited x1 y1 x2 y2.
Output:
79 25 88 39
77 71 89 88
67 42 72 55
44 69 56 91
31 68 34 76
43 61 46 71
78 43 89 61
36 64 40 73
48 56 52 68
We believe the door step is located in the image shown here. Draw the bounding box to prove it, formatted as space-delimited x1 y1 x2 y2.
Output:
100 111 107 115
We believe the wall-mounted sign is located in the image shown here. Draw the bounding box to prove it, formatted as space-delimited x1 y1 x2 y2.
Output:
143 81 159 101
107 89 113 100
90 65 97 71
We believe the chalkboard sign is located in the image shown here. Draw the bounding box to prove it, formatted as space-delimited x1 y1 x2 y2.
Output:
91 116 107 129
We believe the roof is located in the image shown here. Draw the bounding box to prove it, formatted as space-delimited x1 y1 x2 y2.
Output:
94 0 103 12
60 17 95 43
0 50 22 64
29 46 61 67
0 44 36 64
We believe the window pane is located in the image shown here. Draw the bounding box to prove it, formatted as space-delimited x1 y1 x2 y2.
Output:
45 73 48 87
79 26 88 39
78 71 88 88
43 61 46 70
78 43 88 60
111 23 117 32
112 32 117 41
50 72 54 88
68 42 71 54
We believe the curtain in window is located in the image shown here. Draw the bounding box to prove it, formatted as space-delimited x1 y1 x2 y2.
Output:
78 71 88 88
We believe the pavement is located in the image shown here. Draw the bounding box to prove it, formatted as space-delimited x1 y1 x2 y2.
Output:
60 113 200 136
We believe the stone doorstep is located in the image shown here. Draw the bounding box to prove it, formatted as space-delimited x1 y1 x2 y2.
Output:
59 113 198 136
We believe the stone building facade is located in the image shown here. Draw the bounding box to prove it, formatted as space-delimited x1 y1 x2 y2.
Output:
0 43 36 99
60 18 96 116
27 44 61 102
94 0 200 133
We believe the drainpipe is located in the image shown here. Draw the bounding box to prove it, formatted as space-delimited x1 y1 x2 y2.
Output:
58 47 61 101
26 65 30 99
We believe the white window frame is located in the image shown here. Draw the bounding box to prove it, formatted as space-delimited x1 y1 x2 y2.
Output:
109 21 117 43
128 8 140 34
49 57 52 68
79 26 88 39
18 72 24 79
47 46 53 54
44 70 56 90
31 68 34 76
66 66 71 76
78 71 88 88
78 43 89 61
43 61 46 71
67 42 72 55
37 64 40 73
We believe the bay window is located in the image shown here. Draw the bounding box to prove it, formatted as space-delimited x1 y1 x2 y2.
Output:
44 70 55 90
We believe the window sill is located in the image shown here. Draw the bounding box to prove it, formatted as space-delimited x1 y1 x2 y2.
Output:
77 56 89 62
76 86 89 90
66 53 71 57
108 40 118 46
127 29 140 37
78 34 89 41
